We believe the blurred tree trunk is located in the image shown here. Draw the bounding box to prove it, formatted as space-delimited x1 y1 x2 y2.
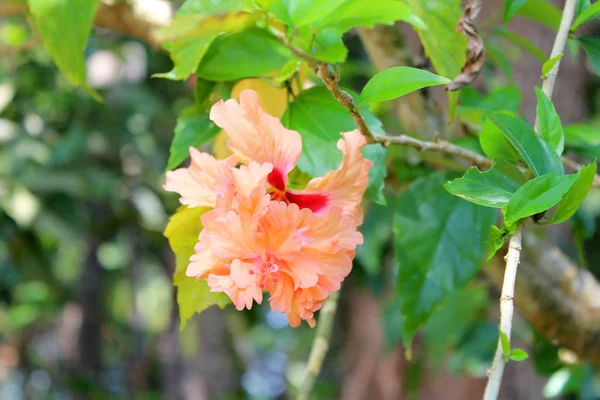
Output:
75 238 104 395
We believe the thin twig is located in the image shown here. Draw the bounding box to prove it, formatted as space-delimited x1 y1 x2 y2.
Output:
483 223 524 400
483 1 578 399
296 290 340 400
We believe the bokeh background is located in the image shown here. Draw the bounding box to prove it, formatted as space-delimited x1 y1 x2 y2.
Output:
1 1 600 399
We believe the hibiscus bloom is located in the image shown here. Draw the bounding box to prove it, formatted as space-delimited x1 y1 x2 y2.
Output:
165 89 372 326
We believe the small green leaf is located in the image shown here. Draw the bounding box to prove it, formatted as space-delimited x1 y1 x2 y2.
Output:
167 106 221 170
196 28 292 81
500 331 511 356
164 207 231 330
515 0 562 30
488 225 507 260
444 161 525 208
480 118 520 163
541 163 597 225
360 67 451 105
508 348 529 362
504 0 529 23
542 53 564 78
572 1 600 31
394 173 496 350
28 0 101 100
311 29 348 64
282 86 386 202
484 111 564 177
493 27 546 62
505 173 579 223
578 36 600 75
535 87 564 156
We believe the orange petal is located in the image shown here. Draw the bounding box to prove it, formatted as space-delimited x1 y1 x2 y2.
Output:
164 150 237 208
209 90 302 190
294 130 372 219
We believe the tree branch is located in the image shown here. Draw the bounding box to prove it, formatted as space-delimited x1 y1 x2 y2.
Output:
297 290 340 400
484 222 524 400
484 1 577 398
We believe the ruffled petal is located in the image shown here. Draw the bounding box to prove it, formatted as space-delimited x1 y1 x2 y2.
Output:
291 130 372 219
207 273 262 310
209 90 302 190
231 162 273 198
164 150 237 208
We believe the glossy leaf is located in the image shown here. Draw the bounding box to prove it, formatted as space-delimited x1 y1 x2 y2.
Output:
360 67 450 105
515 0 562 30
542 53 564 78
311 0 426 32
403 0 466 114
480 118 520 163
444 161 526 208
155 1 250 80
505 173 579 223
572 1 600 31
535 87 564 156
164 207 231 330
541 163 597 225
28 0 100 100
195 28 291 80
167 106 221 170
504 0 529 23
282 86 387 203
311 29 348 64
357 201 395 276
393 173 496 348
578 36 600 75
485 111 563 176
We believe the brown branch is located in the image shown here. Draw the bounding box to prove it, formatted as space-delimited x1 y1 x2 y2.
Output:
0 2 27 17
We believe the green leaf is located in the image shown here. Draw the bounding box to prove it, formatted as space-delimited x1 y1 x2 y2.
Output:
572 1 600 31
541 163 597 225
360 67 450 105
165 207 231 330
393 173 496 348
196 28 291 81
577 0 592 17
535 87 564 156
479 118 520 163
154 1 251 80
508 348 529 362
444 161 526 208
167 106 221 170
504 0 529 23
270 0 348 27
488 225 507 260
310 0 426 32
423 286 488 364
515 0 562 30
505 173 579 223
403 0 466 116
578 36 600 75
500 331 511 356
282 86 387 202
493 27 546 63
485 111 563 177
564 124 600 148
28 0 100 100
543 365 588 398
311 29 348 64
542 53 564 78
357 201 394 276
